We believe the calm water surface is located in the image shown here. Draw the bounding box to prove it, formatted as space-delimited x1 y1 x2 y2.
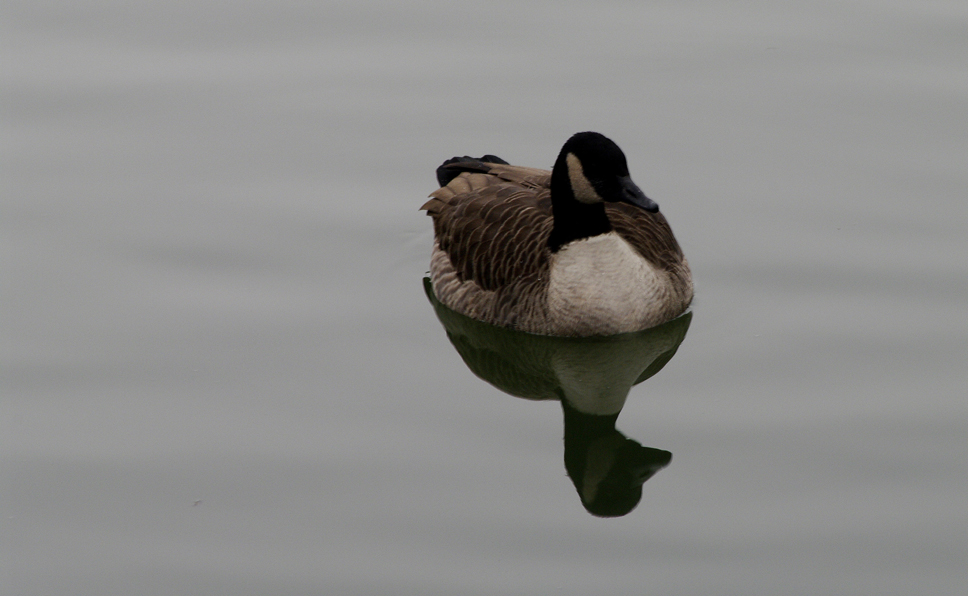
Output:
5 1 967 594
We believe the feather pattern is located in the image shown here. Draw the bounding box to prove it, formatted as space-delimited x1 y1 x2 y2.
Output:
421 136 693 336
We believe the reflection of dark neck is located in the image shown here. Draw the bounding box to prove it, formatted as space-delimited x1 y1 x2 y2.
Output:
561 399 619 477
548 165 612 252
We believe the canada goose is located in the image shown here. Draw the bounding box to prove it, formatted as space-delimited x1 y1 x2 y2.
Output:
421 132 693 336
423 277 690 516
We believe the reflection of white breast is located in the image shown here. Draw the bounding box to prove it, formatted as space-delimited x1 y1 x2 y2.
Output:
548 232 665 336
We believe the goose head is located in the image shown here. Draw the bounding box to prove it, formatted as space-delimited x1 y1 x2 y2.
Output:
552 131 659 212
572 432 672 518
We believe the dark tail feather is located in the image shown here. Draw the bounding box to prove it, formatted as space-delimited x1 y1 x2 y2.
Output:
436 154 509 187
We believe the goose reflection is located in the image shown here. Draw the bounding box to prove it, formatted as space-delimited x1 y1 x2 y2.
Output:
424 278 691 517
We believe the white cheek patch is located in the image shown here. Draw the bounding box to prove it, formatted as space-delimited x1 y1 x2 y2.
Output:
566 153 602 204
580 434 625 504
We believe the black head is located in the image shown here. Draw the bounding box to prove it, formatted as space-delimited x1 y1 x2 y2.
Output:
565 430 672 518
554 131 659 212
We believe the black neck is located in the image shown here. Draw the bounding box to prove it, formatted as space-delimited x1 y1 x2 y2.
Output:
561 400 620 452
561 399 620 485
547 160 612 252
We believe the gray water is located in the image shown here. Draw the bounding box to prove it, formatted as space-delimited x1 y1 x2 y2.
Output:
5 1 967 594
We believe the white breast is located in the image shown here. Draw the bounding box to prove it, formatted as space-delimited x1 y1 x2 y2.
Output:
547 232 667 335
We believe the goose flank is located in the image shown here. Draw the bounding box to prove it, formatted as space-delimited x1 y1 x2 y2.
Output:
421 132 693 336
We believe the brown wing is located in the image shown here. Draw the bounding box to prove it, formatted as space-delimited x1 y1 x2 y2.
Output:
606 202 685 272
481 164 552 190
421 164 554 292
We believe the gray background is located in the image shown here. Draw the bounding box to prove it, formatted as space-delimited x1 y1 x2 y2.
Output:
5 0 967 594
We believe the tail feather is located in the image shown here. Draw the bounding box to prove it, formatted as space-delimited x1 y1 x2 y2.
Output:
435 154 509 187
